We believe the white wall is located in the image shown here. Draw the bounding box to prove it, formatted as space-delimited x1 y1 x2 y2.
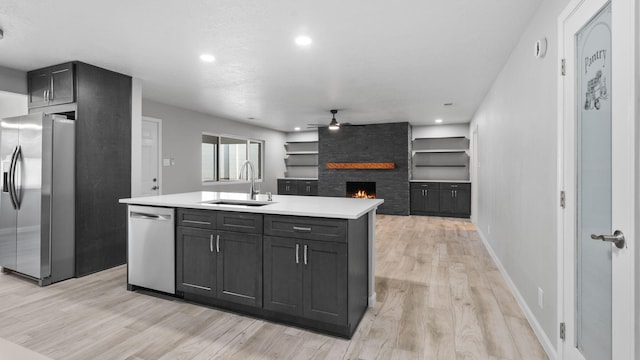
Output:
0 66 26 94
285 130 318 142
142 99 286 195
0 91 27 119
469 0 571 356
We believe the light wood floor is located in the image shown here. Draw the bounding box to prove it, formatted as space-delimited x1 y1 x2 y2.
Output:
0 215 548 359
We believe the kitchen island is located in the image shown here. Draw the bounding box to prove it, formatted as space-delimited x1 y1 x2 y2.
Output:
119 191 383 338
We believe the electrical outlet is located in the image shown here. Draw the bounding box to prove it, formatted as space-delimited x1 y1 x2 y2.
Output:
538 288 544 309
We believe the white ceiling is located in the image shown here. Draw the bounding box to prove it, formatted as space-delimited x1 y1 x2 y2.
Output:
0 0 542 132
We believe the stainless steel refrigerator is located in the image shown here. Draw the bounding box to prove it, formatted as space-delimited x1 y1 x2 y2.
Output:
0 113 75 286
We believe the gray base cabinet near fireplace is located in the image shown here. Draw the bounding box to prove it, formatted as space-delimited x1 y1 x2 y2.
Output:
411 182 471 218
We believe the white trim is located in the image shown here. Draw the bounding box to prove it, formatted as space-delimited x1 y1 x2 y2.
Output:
477 229 558 360
142 116 163 195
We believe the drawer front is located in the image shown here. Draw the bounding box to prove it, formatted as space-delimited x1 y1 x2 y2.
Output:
217 211 263 234
410 182 439 190
264 215 347 243
441 183 471 191
177 208 216 229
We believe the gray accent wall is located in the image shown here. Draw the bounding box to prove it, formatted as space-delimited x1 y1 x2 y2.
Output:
318 122 411 215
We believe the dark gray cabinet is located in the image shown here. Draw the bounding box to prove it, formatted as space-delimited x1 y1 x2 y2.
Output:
264 236 347 325
263 214 367 335
263 236 303 315
277 179 318 196
173 209 368 338
176 227 216 297
440 183 471 217
302 240 348 325
410 183 440 214
410 182 471 218
176 209 263 308
28 62 75 108
216 230 262 307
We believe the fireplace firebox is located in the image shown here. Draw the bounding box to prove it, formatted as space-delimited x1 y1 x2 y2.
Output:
346 182 376 199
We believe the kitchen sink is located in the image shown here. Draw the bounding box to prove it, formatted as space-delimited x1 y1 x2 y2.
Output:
200 199 273 207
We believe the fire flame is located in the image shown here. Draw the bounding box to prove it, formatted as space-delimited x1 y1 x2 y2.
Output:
352 190 376 199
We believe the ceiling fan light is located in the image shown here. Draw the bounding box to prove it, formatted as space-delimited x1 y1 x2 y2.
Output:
328 118 340 130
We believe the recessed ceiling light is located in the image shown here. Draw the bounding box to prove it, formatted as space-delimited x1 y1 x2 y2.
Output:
435 119 443 123
295 36 312 46
294 127 301 131
200 54 216 62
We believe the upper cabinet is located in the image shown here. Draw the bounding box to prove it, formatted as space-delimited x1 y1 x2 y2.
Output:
28 62 75 108
284 141 318 179
412 136 470 181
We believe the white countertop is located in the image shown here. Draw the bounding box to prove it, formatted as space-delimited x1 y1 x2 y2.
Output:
119 192 384 219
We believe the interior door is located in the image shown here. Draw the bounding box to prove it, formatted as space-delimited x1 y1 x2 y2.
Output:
141 117 161 196
559 0 636 358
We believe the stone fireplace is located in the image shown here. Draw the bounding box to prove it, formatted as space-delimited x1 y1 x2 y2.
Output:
318 122 411 215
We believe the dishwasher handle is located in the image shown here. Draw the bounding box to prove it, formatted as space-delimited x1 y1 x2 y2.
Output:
130 212 172 221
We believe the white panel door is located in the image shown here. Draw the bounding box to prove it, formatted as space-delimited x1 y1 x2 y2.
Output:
559 0 636 359
141 117 161 196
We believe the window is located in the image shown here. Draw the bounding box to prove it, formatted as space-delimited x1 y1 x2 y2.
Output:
201 134 264 183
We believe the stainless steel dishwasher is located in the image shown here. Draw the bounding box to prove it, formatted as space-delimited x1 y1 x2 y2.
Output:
127 205 175 294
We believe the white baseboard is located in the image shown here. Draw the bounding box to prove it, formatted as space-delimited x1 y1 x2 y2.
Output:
476 229 558 360
368 292 377 308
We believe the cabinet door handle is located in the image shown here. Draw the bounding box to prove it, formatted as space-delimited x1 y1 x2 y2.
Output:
216 234 220 253
455 190 458 197
303 245 308 265
293 226 311 233
50 75 54 101
209 234 214 253
182 220 211 225
295 243 300 264
425 190 428 199
451 190 454 197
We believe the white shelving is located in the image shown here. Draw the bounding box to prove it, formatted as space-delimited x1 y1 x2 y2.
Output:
284 141 318 179
412 137 470 181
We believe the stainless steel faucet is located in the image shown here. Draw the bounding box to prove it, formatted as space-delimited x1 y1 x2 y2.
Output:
239 160 259 199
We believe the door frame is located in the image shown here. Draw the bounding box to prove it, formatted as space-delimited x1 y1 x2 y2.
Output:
557 0 637 358
141 116 163 195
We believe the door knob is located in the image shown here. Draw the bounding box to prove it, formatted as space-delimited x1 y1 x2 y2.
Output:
591 230 625 249
152 185 159 190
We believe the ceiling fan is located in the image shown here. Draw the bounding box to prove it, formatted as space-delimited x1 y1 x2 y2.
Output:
307 109 350 130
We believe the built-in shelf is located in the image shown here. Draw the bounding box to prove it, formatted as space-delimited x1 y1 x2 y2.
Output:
284 141 319 178
412 137 470 181
285 151 319 155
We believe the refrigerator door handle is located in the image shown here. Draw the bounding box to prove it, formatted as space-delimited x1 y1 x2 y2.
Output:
8 145 19 209
12 145 22 209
